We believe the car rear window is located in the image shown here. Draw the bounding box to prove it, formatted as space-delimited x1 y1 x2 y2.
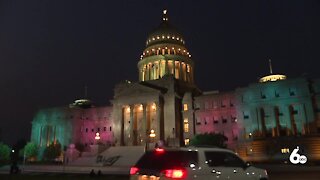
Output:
135 150 198 170
204 151 245 167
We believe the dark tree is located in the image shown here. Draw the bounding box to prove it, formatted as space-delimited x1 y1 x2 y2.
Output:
190 133 228 148
43 141 62 161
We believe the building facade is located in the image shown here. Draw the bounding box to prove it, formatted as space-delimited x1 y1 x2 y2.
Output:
30 10 320 162
31 99 113 150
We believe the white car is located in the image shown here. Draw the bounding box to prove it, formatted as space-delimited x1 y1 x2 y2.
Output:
130 146 268 180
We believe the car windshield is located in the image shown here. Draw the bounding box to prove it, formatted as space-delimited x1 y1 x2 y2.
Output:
135 150 198 170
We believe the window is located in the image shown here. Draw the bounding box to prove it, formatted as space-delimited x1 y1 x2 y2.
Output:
205 117 210 125
231 116 237 123
205 151 245 168
184 118 189 133
281 148 290 154
230 101 234 107
196 118 201 125
91 128 94 132
243 111 249 119
97 128 100 132
136 150 198 170
104 127 107 131
289 88 296 96
213 101 218 109
184 138 190 145
292 110 298 115
85 128 88 133
213 120 219 124
222 118 227 124
204 102 210 109
195 103 200 109
183 104 188 111
110 126 112 131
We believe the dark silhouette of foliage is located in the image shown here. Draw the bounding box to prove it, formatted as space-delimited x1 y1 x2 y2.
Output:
190 133 228 148
43 141 62 161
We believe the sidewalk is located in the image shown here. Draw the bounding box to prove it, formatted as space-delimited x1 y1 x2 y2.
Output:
0 164 130 175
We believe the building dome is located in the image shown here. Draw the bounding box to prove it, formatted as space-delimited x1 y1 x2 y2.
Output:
138 10 194 84
146 17 185 48
259 59 287 83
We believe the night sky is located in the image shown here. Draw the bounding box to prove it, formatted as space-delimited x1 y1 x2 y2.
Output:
0 0 320 145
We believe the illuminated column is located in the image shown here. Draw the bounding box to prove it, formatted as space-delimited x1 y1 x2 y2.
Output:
173 60 176 78
186 64 190 82
151 63 154 80
158 61 161 78
46 126 50 146
120 106 125 145
129 105 134 145
179 61 183 80
159 60 163 77
142 104 147 144
165 60 169 75
53 125 56 144
148 64 151 80
143 65 146 81
39 125 43 147
145 64 148 81
156 102 161 141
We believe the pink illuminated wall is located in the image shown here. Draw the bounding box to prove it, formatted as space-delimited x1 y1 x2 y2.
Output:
194 91 240 149
71 106 113 147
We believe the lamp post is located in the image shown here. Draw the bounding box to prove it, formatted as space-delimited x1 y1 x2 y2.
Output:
149 129 156 149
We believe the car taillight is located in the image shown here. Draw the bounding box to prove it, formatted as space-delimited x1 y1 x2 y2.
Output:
155 148 165 153
130 166 139 175
162 169 187 179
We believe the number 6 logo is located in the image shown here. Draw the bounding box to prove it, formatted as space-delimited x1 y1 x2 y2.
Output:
289 146 307 164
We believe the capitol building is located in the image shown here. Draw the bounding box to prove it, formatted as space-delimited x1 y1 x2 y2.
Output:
31 10 320 162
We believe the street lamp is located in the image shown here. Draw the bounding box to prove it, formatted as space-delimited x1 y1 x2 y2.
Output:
95 132 101 140
145 129 156 151
149 129 156 138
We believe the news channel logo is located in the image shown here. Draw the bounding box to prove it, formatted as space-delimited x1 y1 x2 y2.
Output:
289 146 307 164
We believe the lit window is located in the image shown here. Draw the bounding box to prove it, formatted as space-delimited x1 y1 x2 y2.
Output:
281 148 290 154
183 104 188 111
184 138 190 146
184 118 189 133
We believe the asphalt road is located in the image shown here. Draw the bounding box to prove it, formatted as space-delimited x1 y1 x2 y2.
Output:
269 171 320 180
1 172 320 180
1 164 320 179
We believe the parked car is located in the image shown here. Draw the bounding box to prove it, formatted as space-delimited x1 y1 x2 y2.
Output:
130 146 268 180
